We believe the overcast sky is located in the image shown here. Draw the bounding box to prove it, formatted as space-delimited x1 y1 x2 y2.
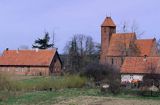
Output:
0 0 160 53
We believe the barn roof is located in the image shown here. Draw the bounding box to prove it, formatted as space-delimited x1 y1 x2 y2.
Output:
101 17 116 27
0 49 57 66
121 57 160 74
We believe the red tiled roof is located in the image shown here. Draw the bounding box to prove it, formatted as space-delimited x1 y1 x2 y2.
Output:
135 39 155 56
101 17 116 27
0 49 56 66
107 33 136 56
121 57 160 74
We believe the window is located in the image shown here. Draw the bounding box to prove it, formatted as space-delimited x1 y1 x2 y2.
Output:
121 58 124 65
111 58 114 65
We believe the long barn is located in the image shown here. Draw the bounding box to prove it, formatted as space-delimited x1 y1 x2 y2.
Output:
0 49 62 76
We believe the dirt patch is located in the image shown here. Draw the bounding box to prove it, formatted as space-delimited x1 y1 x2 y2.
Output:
55 96 160 105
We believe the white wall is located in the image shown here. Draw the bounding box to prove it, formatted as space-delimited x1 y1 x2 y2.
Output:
121 74 143 83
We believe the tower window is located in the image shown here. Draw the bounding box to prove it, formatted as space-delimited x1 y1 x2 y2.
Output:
111 58 114 65
121 58 124 65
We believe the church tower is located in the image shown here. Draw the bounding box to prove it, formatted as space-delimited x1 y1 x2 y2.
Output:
100 17 116 64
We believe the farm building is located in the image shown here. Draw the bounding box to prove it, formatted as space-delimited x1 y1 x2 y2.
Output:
121 57 160 83
100 17 160 83
0 49 62 76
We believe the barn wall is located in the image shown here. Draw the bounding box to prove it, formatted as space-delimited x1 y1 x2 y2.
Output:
0 66 49 76
50 53 62 75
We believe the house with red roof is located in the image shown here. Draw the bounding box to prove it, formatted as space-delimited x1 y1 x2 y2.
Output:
0 49 62 76
100 17 160 83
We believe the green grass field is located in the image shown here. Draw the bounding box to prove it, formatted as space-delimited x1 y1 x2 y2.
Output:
1 88 160 105
1 75 160 105
0 88 98 105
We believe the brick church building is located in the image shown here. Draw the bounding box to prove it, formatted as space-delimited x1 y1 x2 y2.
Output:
100 17 160 83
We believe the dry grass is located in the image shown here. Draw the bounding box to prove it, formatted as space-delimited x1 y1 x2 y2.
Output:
55 96 160 105
10 75 41 81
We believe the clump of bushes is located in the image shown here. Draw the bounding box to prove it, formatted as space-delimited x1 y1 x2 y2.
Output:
0 72 13 91
0 71 87 92
82 63 121 94
0 73 87 101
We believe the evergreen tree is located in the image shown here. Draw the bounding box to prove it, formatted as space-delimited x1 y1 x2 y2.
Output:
32 32 54 49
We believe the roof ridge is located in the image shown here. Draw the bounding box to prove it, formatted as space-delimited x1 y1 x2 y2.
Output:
136 38 155 41
4 49 56 52
112 32 135 35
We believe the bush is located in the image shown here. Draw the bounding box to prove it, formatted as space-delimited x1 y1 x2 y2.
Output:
16 75 87 91
82 63 121 94
143 74 160 87
0 72 13 91
109 80 120 94
0 73 87 92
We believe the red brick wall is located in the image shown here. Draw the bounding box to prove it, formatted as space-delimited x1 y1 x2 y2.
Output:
100 26 116 64
49 52 62 75
0 66 49 76
104 56 124 69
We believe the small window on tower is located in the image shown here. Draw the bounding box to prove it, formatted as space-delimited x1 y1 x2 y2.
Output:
111 58 114 65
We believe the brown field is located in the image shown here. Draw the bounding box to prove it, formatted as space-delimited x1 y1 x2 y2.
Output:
55 96 160 105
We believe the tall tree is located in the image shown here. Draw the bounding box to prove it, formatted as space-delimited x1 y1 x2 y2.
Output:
157 39 160 55
32 32 54 49
63 34 100 73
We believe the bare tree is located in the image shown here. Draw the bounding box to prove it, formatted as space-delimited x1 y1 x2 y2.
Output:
63 34 99 73
130 20 145 38
52 31 55 48
157 39 160 55
118 20 145 38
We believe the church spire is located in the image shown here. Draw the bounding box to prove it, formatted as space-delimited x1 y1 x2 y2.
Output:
101 17 116 27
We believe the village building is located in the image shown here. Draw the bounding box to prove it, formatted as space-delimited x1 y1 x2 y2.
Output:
100 17 160 83
0 49 62 76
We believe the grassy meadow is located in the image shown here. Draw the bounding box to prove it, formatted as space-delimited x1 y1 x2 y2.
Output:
0 73 160 105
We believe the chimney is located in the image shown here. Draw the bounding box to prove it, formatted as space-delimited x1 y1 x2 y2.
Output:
35 48 39 52
16 48 19 54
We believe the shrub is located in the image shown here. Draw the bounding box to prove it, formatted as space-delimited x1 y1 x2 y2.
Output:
0 73 87 92
143 74 160 87
0 72 13 91
15 75 87 91
82 63 121 94
109 80 120 94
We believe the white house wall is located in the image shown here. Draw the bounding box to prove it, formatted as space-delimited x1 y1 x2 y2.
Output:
121 74 143 83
